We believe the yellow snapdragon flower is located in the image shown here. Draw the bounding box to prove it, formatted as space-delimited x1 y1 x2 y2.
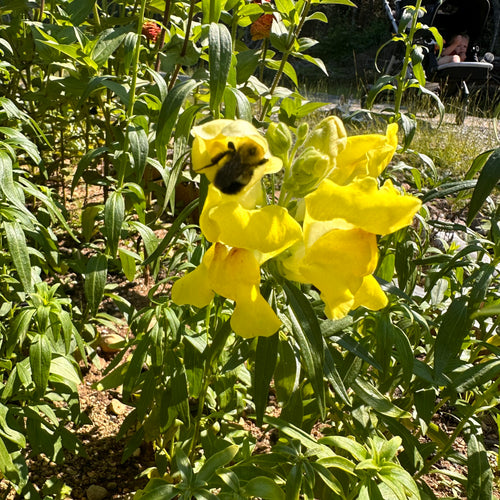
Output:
172 120 302 337
172 243 281 338
172 118 421 337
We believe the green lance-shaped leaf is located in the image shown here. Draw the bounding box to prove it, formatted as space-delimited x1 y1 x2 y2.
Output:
81 205 102 243
127 123 149 182
450 359 500 393
467 433 493 500
30 334 51 396
224 87 252 122
0 434 24 489
66 0 96 25
467 148 500 225
351 378 411 419
119 248 139 282
283 280 326 419
92 24 133 67
197 444 239 483
254 333 279 426
104 190 125 258
0 151 29 216
243 476 286 500
84 254 108 316
209 23 232 116
4 221 33 293
202 0 223 24
433 296 469 378
274 338 298 406
0 405 26 448
156 79 201 165
71 146 109 194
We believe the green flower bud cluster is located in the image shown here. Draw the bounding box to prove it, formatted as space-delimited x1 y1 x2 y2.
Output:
283 147 330 197
277 116 348 198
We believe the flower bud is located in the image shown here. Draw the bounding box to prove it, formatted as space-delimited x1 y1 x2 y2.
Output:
283 146 330 197
266 122 292 157
303 116 347 160
296 122 309 146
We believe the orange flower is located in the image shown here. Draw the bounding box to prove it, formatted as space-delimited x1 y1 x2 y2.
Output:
251 14 273 41
142 21 161 43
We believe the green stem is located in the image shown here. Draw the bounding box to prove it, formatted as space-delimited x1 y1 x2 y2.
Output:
259 38 269 84
37 0 45 22
127 0 147 121
116 0 147 188
155 0 172 72
416 381 500 479
230 12 239 50
393 0 422 118
168 0 196 91
188 361 212 461
259 0 312 121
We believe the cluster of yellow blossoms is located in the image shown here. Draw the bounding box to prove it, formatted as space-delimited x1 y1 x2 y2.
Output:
171 118 421 338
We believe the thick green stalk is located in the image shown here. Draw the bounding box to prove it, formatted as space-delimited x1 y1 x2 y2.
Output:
259 0 312 121
155 0 172 72
117 0 147 187
168 0 196 91
127 0 147 122
393 0 422 118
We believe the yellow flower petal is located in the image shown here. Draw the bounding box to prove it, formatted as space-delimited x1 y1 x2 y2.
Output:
210 245 281 338
172 243 281 338
305 178 421 237
201 188 303 262
208 245 259 301
298 229 379 319
329 123 398 185
351 275 389 312
231 292 282 338
171 245 216 308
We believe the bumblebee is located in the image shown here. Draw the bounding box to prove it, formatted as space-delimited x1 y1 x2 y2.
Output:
200 141 268 195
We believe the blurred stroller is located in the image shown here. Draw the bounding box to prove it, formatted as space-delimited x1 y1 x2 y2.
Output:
385 0 495 124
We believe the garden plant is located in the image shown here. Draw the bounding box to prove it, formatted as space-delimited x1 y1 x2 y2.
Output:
1 0 500 499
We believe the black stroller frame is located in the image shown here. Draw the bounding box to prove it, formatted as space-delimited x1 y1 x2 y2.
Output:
385 0 495 124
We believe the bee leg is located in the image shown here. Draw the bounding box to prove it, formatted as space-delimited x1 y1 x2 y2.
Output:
199 149 231 170
199 142 236 171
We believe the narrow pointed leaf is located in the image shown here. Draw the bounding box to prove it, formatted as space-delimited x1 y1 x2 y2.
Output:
128 124 149 181
4 221 33 293
84 254 108 316
434 297 469 377
156 79 200 165
352 378 411 419
283 281 325 418
467 148 500 225
104 190 125 258
30 334 51 396
198 445 239 482
254 333 279 426
209 23 232 114
467 433 493 500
